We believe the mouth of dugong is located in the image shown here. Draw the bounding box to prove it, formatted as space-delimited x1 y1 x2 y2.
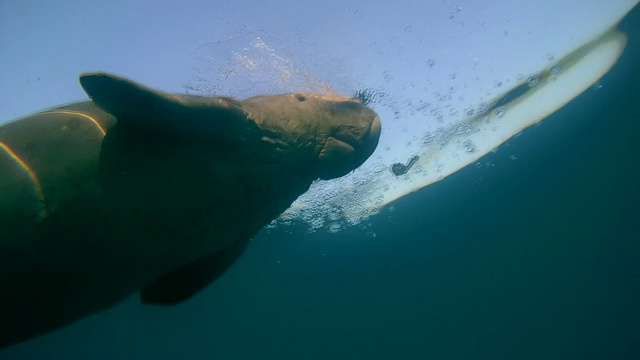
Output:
317 113 381 180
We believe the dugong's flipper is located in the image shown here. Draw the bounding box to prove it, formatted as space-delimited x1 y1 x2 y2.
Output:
139 237 250 305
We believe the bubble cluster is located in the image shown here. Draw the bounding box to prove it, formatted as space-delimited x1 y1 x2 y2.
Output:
185 33 333 98
371 164 387 173
451 124 475 135
185 26 561 235
327 222 342 233
462 140 477 153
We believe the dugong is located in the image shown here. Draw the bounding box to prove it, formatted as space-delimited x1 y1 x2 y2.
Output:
0 72 381 347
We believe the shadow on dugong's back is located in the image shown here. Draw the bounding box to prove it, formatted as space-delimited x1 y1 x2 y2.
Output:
0 72 381 347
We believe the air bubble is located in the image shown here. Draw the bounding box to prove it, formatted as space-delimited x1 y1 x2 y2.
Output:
421 133 436 145
343 202 365 214
451 124 475 135
327 210 341 221
297 195 311 204
345 216 360 226
527 76 539 87
310 217 324 230
462 140 477 153
321 190 338 201
546 52 555 62
327 222 342 233
355 178 369 186
371 164 386 173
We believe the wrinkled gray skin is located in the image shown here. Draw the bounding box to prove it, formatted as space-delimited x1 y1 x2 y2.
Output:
0 72 381 347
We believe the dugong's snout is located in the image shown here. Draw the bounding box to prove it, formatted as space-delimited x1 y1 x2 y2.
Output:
243 91 381 181
355 113 381 167
364 114 381 159
317 105 381 180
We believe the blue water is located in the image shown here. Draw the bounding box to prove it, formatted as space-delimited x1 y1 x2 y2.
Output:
1 5 639 360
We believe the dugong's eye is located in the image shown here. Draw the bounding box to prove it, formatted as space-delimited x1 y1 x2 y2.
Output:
296 94 307 102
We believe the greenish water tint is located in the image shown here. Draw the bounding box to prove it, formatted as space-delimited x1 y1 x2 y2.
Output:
2 7 639 360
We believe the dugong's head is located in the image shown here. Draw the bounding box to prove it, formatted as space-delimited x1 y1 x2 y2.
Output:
79 72 380 181
241 93 381 180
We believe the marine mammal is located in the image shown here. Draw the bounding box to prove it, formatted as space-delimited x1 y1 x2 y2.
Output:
0 72 381 347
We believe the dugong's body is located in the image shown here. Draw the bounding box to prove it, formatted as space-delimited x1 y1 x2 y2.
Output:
0 73 381 347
